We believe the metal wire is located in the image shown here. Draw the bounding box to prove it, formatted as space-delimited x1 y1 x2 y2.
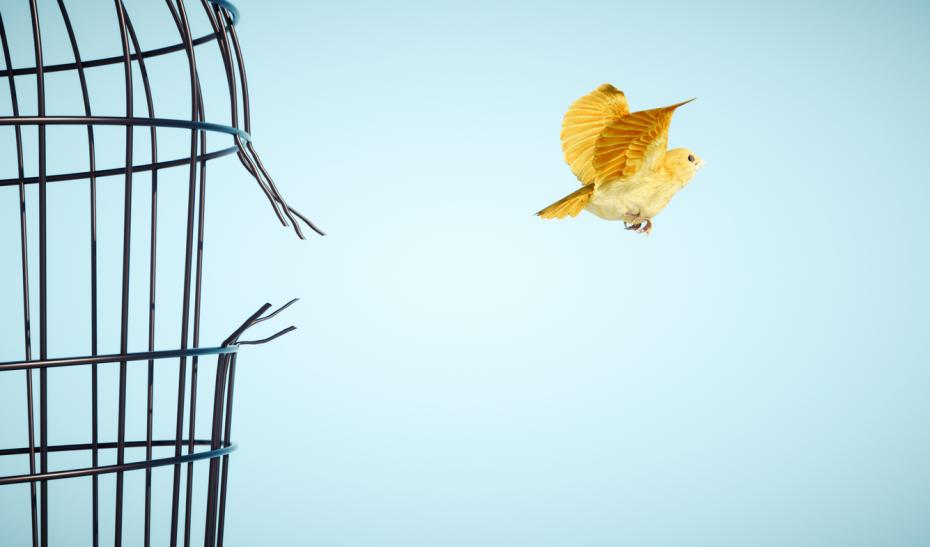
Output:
0 1 312 545
0 443 239 487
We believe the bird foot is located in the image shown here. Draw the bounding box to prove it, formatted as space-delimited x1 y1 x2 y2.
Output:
624 219 652 235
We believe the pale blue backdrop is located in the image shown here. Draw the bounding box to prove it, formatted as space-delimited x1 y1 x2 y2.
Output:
1 0 929 546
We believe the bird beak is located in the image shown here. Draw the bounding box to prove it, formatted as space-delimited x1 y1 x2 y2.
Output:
695 157 705 169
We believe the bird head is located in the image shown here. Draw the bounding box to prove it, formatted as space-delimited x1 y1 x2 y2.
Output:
663 148 704 184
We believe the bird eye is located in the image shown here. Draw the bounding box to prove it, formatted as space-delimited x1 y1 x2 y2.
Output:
687 154 695 163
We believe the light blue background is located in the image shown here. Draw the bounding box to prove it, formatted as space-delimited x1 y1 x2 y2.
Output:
1 0 929 545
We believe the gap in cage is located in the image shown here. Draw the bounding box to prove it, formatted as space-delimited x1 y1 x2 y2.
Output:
52 0 137 68
47 451 95 544
1 155 40 365
117 445 151 541
5 74 39 116
42 363 92 449
0 186 29 361
43 125 95 353
31 0 87 67
0 77 13 117
0 482 34 543
42 69 92 118
81 62 134 120
0 3 37 79
92 471 117 546
0 372 32 476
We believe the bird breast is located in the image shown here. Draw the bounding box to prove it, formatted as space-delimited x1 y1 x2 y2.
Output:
585 170 687 222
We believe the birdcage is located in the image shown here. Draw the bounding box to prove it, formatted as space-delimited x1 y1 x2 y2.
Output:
0 1 321 546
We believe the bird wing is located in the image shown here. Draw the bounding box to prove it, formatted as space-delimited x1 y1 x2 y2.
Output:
593 99 693 184
560 84 630 186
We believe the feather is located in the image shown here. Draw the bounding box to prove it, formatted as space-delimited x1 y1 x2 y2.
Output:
560 84 630 185
536 185 595 219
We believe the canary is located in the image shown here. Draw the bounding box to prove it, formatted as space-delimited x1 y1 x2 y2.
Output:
537 84 703 233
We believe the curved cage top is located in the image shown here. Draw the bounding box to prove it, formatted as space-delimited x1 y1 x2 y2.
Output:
0 0 322 238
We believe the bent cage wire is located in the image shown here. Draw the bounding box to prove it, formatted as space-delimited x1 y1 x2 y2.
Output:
0 1 321 546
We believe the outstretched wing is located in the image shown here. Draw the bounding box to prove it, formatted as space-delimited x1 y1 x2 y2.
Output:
560 84 630 185
593 99 693 184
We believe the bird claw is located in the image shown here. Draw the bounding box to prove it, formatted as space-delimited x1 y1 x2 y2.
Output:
624 219 652 235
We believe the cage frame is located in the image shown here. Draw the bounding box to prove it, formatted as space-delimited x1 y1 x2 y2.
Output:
0 1 319 546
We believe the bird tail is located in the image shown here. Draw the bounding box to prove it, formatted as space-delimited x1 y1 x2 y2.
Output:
536 185 594 219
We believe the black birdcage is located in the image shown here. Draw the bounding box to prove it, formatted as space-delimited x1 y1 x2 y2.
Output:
0 1 321 546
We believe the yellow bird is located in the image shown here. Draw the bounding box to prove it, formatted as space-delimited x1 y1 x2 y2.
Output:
537 84 703 233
